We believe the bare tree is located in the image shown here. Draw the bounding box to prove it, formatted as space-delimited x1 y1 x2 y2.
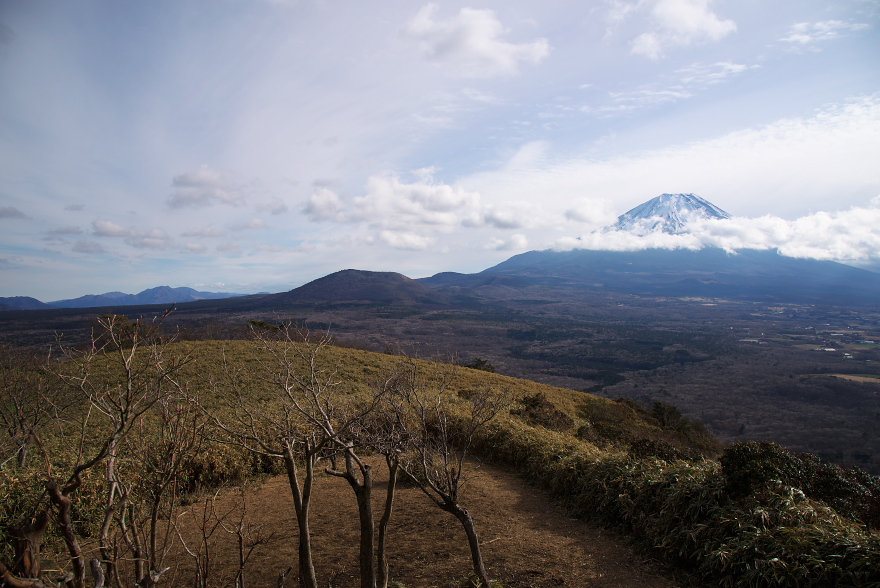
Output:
212 324 373 588
0 310 189 588
221 488 275 588
110 393 205 587
174 486 269 588
395 362 507 588
0 346 61 468
355 368 415 588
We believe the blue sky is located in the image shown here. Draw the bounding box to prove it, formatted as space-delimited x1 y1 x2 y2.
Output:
1 0 879 300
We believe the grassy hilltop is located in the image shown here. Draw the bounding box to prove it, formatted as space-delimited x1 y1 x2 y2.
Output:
1 328 879 587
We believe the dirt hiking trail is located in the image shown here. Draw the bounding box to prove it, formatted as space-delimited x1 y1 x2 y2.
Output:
172 458 679 588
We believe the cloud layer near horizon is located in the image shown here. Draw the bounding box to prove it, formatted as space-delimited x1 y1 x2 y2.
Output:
557 198 880 264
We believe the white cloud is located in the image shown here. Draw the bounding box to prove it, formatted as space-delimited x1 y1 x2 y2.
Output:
217 241 242 255
780 20 870 49
460 88 501 104
404 3 550 77
558 201 880 264
181 226 225 238
481 207 527 229
379 230 435 250
631 0 736 59
565 199 618 225
91 220 172 249
125 229 171 250
92 220 130 237
303 187 349 222
184 243 207 253
258 244 288 253
465 95 880 221
488 233 528 251
259 198 289 215
302 173 540 250
72 240 106 254
351 175 482 228
167 165 244 209
229 218 268 231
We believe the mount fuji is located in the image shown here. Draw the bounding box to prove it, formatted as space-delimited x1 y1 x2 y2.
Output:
419 194 880 306
613 193 731 234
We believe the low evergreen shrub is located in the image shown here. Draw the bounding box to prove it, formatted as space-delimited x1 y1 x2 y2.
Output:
471 422 880 587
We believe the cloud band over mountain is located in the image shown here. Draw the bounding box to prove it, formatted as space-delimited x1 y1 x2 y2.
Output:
556 199 880 266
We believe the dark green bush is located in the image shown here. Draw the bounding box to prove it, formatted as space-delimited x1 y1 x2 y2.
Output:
513 393 575 432
471 423 880 587
721 441 880 530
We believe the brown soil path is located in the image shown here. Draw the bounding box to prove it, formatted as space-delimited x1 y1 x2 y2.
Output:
171 458 678 588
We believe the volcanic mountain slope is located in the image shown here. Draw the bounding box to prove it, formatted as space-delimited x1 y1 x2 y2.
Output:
260 269 452 306
614 193 731 234
448 248 880 305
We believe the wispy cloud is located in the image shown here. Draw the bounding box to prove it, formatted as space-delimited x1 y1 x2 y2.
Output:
184 243 207 254
584 61 757 116
47 226 83 236
780 20 870 51
229 218 268 231
72 240 106 254
675 61 758 87
404 3 550 77
181 226 225 238
631 0 737 60
91 220 172 249
167 165 244 209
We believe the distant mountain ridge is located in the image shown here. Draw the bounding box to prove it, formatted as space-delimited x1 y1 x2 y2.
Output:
614 193 731 234
0 296 53 311
0 286 246 311
50 286 246 308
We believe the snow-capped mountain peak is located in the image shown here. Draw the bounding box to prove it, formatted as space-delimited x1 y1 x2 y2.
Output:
614 193 731 234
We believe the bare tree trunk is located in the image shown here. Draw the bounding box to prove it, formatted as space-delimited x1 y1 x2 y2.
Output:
327 448 376 588
90 558 105 588
283 443 318 588
444 503 490 588
98 456 119 587
353 469 375 588
128 502 146 584
15 431 33 468
10 510 48 579
376 456 398 588
0 560 46 588
46 481 87 588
